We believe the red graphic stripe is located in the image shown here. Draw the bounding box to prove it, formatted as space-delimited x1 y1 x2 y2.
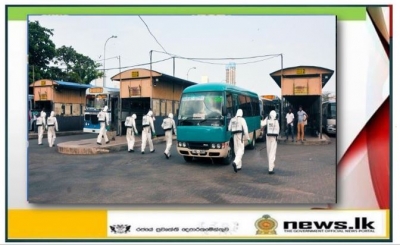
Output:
366 98 390 209
390 5 393 38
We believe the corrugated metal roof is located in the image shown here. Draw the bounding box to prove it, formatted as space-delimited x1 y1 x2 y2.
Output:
111 68 197 87
54 80 93 89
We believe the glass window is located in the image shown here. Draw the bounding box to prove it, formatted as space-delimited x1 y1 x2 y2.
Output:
226 93 233 118
251 97 260 116
152 99 160 116
94 94 107 109
174 101 180 115
161 100 166 116
238 95 251 117
178 92 223 119
166 100 173 116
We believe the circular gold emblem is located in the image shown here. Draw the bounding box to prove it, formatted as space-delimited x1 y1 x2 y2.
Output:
255 215 277 235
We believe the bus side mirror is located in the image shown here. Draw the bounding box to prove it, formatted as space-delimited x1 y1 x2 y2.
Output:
222 107 227 116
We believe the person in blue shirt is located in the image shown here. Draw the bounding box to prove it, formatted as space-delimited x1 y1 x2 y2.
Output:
296 106 308 143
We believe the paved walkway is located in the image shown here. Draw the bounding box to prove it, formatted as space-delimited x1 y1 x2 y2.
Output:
57 134 175 155
28 130 85 140
56 132 329 155
277 133 331 145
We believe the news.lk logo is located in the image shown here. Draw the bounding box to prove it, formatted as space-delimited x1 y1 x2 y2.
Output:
283 217 375 233
110 224 131 234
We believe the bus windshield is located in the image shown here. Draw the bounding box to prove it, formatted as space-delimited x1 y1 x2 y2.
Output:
329 103 336 119
86 94 108 109
179 92 224 120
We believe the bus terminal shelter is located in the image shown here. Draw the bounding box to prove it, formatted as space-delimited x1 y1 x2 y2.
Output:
30 79 92 131
270 66 334 139
111 68 196 135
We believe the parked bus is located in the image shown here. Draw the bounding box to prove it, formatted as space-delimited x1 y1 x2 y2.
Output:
83 87 120 133
322 100 336 135
176 83 261 164
258 95 281 141
28 94 39 131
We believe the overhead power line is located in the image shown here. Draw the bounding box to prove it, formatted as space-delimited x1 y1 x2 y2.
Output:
151 50 281 66
138 16 169 55
97 57 174 71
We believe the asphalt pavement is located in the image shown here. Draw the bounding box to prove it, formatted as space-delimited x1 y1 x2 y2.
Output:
28 133 337 205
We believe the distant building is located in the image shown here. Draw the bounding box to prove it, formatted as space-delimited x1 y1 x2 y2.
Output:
201 76 209 83
225 62 236 85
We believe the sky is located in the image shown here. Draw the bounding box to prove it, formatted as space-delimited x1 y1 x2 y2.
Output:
28 15 336 97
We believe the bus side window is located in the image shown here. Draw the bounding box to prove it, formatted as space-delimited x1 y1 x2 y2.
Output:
251 97 260 117
238 95 250 116
226 93 233 118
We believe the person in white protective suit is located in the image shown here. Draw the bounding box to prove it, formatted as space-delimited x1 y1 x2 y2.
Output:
261 110 280 174
228 109 251 173
46 111 59 147
161 113 176 159
141 110 156 154
96 106 110 145
125 113 138 152
36 108 47 145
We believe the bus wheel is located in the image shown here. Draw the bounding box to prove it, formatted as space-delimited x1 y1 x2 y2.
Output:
248 131 256 150
183 156 194 162
222 139 234 165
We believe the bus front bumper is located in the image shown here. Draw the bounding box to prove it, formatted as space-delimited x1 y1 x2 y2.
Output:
177 146 229 158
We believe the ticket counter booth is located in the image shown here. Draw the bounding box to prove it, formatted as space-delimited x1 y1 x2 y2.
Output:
111 68 196 135
270 66 334 139
30 79 92 131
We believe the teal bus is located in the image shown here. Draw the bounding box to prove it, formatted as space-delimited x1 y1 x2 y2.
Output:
176 83 262 164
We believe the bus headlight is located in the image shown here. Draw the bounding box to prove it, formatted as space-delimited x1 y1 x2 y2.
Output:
211 144 216 149
182 142 187 147
178 142 182 147
217 143 221 149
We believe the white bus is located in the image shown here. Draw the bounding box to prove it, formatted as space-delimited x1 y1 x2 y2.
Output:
83 87 120 133
322 101 336 135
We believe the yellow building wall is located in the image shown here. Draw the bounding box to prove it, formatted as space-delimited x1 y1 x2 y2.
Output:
282 77 322 96
120 79 152 98
33 87 54 101
153 81 184 101
31 79 86 104
52 90 86 104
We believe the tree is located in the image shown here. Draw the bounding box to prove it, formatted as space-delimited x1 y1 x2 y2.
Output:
322 91 336 102
28 21 57 84
55 46 103 84
28 21 103 85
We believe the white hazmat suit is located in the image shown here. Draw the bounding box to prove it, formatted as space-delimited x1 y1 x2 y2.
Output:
141 111 156 153
36 110 46 145
261 110 280 174
46 111 59 147
96 106 109 145
162 113 176 159
228 109 250 173
125 114 138 152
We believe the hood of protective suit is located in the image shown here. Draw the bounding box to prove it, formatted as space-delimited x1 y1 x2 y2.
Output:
236 109 243 117
50 111 55 117
103 106 108 112
168 113 173 119
147 111 153 117
269 110 277 120
131 114 137 120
